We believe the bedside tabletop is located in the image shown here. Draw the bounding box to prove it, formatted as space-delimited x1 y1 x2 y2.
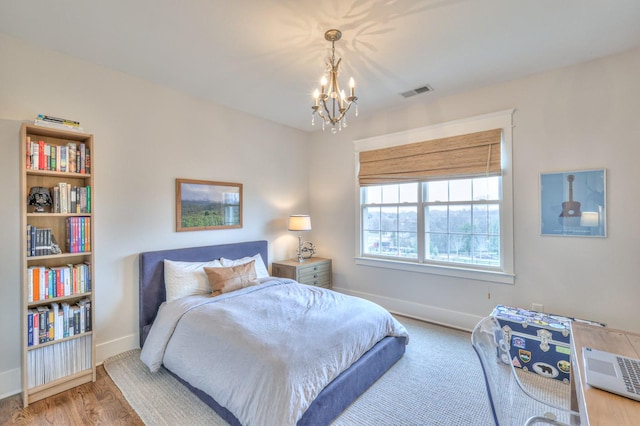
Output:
271 257 332 289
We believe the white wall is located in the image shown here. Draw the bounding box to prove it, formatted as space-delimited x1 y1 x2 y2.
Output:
310 47 640 333
0 33 311 398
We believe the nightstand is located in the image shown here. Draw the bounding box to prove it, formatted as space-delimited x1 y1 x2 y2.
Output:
271 257 332 289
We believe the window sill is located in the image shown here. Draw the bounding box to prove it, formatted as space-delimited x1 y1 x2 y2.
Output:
354 257 515 285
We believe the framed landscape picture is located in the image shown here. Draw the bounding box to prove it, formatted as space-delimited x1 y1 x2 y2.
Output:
176 178 243 231
540 169 606 237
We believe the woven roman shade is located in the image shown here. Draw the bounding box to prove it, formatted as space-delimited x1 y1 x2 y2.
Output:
358 129 502 185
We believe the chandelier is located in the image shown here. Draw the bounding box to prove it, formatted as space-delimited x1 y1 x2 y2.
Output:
311 29 358 133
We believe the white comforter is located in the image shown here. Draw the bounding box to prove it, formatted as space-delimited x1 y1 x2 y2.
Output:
140 278 408 426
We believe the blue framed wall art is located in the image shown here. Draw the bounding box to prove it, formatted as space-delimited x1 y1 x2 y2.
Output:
540 169 606 237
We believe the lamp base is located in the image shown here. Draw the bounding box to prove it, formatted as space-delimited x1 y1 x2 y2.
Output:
295 235 306 262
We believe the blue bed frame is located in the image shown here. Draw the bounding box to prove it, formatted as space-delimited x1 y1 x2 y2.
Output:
139 240 406 425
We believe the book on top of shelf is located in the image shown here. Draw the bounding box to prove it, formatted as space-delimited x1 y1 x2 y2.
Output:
36 114 80 127
34 118 84 133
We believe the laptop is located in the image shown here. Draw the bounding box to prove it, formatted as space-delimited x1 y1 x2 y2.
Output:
582 347 640 402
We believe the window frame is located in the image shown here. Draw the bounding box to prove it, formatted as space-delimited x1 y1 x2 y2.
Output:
353 109 515 285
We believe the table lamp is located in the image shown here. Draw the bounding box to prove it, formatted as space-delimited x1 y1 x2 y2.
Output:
288 215 312 262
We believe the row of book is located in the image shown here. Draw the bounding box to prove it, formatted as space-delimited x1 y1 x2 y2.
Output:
26 225 56 257
26 138 90 174
26 218 91 258
27 299 92 346
67 217 91 253
49 183 91 214
27 262 91 303
27 335 92 388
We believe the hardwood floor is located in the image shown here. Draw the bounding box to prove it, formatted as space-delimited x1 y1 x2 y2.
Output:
0 366 143 425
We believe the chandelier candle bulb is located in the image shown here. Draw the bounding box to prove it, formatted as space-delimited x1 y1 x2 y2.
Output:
310 29 359 131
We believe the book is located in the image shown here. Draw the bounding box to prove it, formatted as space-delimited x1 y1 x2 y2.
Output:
36 306 49 343
59 145 67 172
70 187 77 214
85 147 91 174
34 114 84 133
38 140 45 171
26 225 31 257
44 144 51 170
26 136 31 169
39 268 45 301
78 299 91 332
61 303 70 338
29 225 36 256
27 310 34 346
67 143 77 173
29 309 39 346
30 141 39 170
59 182 68 213
50 145 57 171
36 114 80 127
79 143 86 174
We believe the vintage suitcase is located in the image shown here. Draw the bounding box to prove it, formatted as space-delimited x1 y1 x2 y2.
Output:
491 304 604 384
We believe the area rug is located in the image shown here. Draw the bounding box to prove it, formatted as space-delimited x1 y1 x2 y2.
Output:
104 316 571 425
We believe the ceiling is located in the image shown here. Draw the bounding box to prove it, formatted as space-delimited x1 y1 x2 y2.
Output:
2 0 640 132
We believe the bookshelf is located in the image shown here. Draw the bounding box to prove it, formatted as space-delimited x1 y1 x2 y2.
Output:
19 123 96 407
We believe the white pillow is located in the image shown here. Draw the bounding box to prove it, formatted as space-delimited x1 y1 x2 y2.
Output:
164 259 223 302
220 253 269 279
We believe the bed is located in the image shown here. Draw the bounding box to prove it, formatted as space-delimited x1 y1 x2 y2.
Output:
138 240 408 425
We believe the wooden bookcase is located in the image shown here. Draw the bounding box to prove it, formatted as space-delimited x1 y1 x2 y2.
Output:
19 123 96 407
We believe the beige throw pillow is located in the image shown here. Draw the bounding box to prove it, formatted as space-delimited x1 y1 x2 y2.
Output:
204 260 258 296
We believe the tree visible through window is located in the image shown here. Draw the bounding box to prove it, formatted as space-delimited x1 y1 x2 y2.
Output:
361 176 501 269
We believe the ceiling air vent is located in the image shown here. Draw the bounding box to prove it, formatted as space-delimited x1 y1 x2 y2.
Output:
400 84 434 98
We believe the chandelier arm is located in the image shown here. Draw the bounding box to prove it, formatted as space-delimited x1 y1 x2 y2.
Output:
321 97 335 124
311 29 358 131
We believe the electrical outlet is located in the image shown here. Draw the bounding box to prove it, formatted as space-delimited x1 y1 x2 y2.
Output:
531 303 544 312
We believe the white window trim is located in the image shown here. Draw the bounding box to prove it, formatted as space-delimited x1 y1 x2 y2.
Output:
353 109 516 285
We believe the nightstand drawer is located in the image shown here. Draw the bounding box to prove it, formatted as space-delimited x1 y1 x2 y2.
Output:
301 277 330 288
299 271 330 287
298 268 330 282
298 262 330 278
271 257 332 289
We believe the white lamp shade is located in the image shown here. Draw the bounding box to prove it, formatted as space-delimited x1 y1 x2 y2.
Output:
288 215 312 231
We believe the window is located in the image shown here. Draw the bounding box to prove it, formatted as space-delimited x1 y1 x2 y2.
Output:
362 183 419 259
354 110 514 284
425 177 500 267
362 177 500 268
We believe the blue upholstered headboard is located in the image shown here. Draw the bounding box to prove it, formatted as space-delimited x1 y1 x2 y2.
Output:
138 240 268 347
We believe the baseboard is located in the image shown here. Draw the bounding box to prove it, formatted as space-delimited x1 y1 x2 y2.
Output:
0 367 21 400
334 287 483 332
96 333 139 365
